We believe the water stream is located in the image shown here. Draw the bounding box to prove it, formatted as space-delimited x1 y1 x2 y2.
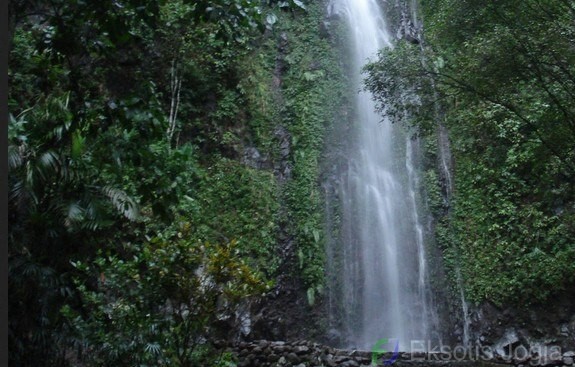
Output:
327 0 436 351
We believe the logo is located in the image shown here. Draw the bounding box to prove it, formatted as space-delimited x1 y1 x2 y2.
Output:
371 338 400 366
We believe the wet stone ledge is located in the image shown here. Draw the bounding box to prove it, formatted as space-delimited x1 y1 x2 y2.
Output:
216 340 575 367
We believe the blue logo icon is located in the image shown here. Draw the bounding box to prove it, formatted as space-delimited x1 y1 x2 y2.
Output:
371 338 400 366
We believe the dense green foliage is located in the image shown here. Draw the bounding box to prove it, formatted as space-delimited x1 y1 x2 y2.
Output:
63 238 267 366
276 4 347 299
366 0 575 306
8 0 344 365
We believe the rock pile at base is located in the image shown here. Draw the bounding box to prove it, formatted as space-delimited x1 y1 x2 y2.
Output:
219 340 575 367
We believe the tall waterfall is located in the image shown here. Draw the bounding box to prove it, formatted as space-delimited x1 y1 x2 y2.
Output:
326 0 437 351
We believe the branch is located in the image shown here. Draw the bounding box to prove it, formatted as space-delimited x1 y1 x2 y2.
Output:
433 70 575 174
167 59 182 146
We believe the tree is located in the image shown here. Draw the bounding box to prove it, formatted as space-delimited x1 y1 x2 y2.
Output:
364 0 575 305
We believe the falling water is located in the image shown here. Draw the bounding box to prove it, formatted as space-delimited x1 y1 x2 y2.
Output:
438 123 471 346
327 0 436 351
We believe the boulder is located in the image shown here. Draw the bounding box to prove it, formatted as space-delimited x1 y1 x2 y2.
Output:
294 345 310 355
286 352 300 364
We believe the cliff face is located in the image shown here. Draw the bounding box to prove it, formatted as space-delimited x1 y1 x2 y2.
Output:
220 0 354 344
399 0 575 358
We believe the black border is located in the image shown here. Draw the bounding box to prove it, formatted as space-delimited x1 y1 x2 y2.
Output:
1 0 9 364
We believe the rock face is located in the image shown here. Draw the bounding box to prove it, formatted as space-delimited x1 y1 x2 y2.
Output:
397 11 419 44
219 339 575 367
242 147 272 170
463 291 575 364
273 125 292 183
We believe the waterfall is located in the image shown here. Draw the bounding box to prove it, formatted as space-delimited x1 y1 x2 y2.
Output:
327 0 436 351
456 267 471 347
438 123 471 347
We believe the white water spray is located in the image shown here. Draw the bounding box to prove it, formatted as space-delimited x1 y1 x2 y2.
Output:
328 0 436 351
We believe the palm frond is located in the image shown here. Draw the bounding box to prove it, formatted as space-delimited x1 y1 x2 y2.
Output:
80 220 102 231
37 151 61 180
8 145 23 170
9 256 56 282
63 201 85 229
43 93 73 142
101 186 140 221
9 180 25 204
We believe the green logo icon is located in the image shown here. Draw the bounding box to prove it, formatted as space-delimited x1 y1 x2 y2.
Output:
371 338 400 366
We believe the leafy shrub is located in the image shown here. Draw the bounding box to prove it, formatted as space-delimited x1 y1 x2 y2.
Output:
63 236 268 367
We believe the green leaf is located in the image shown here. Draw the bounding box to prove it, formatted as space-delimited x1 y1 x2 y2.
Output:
265 13 277 29
312 229 320 243
306 287 315 306
71 131 85 160
292 0 306 10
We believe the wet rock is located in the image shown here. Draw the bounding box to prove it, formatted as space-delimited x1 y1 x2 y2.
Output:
275 126 290 158
273 345 286 353
326 328 343 345
342 360 360 367
242 147 262 169
286 352 300 364
258 340 270 348
226 339 572 367
321 353 334 362
354 356 371 365
514 355 532 364
412 351 427 360
333 355 351 363
530 353 563 367
319 20 331 39
349 350 371 358
294 345 310 354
